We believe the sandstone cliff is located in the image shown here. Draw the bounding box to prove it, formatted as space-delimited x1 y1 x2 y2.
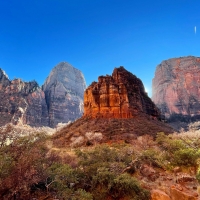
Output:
152 56 200 125
43 62 86 127
84 66 160 119
0 62 86 127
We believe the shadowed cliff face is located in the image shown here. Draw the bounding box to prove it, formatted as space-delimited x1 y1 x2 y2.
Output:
42 62 86 127
84 66 160 119
152 56 200 123
0 62 86 127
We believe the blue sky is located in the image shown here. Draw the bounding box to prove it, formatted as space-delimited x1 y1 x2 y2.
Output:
0 0 199 97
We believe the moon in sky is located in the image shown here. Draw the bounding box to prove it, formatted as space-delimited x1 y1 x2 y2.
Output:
195 26 196 34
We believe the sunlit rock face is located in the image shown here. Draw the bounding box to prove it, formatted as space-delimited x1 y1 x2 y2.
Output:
152 56 200 122
43 62 86 127
0 69 49 126
84 66 160 119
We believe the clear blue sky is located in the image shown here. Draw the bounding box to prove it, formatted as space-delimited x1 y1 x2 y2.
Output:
0 0 199 97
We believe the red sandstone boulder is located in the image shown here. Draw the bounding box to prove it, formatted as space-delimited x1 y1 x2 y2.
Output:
151 189 171 200
84 66 160 119
170 185 198 200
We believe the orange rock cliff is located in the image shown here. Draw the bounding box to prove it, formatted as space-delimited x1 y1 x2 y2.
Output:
84 66 160 119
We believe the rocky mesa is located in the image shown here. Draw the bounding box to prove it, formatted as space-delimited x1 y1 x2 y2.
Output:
84 66 160 119
152 56 200 127
53 67 173 147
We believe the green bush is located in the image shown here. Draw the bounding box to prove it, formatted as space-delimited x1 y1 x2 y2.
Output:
172 148 200 167
75 145 150 200
111 173 150 199
196 167 200 183
139 149 163 168
156 132 185 153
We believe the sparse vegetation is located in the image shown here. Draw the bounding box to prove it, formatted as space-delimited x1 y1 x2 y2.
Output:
1 123 200 199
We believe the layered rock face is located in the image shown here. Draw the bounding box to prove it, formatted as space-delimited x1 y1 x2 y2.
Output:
84 66 160 119
43 62 86 127
0 69 49 126
152 56 200 123
0 62 86 127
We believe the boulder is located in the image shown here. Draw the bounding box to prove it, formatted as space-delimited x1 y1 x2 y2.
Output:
151 189 171 200
170 185 198 200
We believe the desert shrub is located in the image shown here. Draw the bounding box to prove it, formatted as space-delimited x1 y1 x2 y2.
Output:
196 167 200 183
156 132 200 168
45 163 93 199
138 149 163 168
76 145 131 176
172 148 200 167
0 131 51 199
72 189 93 200
75 145 150 200
156 132 186 152
110 173 150 199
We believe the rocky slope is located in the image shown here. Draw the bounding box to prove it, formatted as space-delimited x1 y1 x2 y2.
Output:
84 66 160 119
152 56 200 127
0 62 86 127
53 66 173 147
43 62 86 127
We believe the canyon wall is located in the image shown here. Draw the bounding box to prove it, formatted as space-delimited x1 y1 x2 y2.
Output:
43 62 86 127
152 56 200 124
0 62 86 127
0 69 49 126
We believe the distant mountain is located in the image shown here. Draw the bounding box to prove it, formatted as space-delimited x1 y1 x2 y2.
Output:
152 56 200 129
0 62 86 127
43 62 86 127
0 68 49 127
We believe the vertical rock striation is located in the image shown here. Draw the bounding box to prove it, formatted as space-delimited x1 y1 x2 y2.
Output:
152 56 200 123
84 66 160 119
42 62 86 127
0 62 86 127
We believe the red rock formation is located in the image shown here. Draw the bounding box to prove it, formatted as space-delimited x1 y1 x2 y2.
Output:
151 190 171 200
170 185 198 200
152 56 200 124
84 66 160 119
